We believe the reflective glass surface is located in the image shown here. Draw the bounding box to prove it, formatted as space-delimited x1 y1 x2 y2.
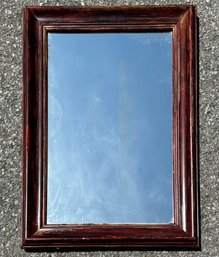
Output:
47 33 173 224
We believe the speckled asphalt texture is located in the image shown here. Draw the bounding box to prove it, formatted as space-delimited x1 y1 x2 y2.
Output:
0 0 218 256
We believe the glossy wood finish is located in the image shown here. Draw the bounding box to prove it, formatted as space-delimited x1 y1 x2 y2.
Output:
22 5 199 250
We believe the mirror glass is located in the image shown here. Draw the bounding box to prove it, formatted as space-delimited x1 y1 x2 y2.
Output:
47 32 173 224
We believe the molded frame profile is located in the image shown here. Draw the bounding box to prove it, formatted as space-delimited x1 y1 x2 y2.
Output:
22 5 199 250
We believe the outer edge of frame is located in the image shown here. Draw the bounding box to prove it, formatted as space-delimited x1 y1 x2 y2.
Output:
189 5 200 249
22 6 28 248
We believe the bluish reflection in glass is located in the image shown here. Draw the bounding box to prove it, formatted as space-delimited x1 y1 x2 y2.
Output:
47 32 173 224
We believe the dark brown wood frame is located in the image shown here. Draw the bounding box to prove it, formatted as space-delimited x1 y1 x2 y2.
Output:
22 5 199 250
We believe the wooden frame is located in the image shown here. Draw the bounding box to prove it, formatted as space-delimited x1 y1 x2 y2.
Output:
22 5 199 250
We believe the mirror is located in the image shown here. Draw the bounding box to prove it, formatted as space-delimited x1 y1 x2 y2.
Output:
22 5 199 250
47 32 173 224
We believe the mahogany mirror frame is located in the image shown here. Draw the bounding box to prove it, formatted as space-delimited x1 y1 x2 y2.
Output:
22 5 199 250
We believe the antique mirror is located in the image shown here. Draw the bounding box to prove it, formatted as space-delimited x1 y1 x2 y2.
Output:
22 5 199 250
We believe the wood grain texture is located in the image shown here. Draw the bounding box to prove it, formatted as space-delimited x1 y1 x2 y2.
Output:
22 5 199 250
